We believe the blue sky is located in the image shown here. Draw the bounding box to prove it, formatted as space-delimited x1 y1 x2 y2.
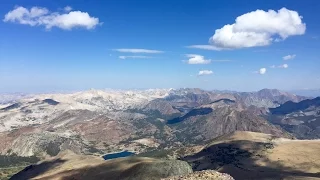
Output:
0 0 320 93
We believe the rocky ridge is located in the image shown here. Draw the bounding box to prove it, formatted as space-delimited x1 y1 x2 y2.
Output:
162 170 234 180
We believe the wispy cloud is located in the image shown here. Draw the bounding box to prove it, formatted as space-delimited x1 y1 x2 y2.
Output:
283 54 296 60
113 49 164 53
119 55 151 59
64 6 72 12
278 64 289 68
270 64 289 69
198 70 213 76
3 6 101 30
187 45 225 51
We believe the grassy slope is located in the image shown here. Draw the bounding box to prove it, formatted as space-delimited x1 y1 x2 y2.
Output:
0 155 39 180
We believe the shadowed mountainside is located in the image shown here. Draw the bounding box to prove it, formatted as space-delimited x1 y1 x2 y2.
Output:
0 103 21 111
169 105 292 145
270 97 320 115
182 131 320 180
268 96 320 139
42 99 60 105
167 108 213 124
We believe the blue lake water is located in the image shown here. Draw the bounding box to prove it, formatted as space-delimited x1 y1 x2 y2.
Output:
102 151 135 160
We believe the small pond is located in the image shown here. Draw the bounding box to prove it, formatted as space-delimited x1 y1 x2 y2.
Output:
102 151 135 160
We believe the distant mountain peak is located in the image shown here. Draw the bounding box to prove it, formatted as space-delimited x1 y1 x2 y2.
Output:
257 88 284 95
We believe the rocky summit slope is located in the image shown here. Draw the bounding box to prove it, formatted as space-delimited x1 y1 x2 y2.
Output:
182 131 320 180
11 150 193 180
162 170 234 180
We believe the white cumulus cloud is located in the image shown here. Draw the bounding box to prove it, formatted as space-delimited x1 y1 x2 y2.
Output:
119 56 151 59
283 54 296 60
113 49 163 53
185 54 211 64
278 64 289 68
184 54 231 64
258 68 267 75
189 8 306 50
198 70 213 76
3 6 100 30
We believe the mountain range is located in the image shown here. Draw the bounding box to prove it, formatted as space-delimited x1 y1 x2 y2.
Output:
0 88 319 179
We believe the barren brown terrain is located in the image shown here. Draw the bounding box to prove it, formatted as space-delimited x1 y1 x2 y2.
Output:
11 150 192 180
